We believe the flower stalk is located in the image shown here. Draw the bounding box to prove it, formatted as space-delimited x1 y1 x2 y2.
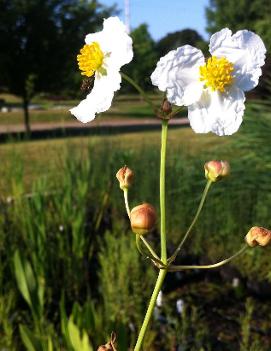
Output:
166 244 248 271
134 119 169 350
140 236 161 262
160 119 168 264
123 188 131 218
168 179 212 264
134 269 167 351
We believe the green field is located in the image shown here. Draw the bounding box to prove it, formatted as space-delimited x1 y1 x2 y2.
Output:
1 99 271 350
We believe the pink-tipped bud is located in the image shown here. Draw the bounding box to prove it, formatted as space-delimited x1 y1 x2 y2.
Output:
116 166 134 190
204 160 230 182
130 203 157 235
245 226 271 247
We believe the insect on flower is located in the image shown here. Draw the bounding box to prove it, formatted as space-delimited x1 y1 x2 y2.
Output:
80 76 95 94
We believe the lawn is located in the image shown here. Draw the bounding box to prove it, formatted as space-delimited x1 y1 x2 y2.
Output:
0 126 227 195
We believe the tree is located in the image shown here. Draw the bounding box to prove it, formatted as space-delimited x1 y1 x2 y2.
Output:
124 23 158 91
206 0 271 50
156 29 206 57
0 0 116 134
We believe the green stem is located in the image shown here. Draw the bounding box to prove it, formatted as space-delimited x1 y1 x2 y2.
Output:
140 236 161 262
134 119 169 350
123 188 131 218
160 120 168 264
134 269 167 351
121 72 157 113
136 234 145 256
167 245 248 271
168 180 212 264
136 235 165 267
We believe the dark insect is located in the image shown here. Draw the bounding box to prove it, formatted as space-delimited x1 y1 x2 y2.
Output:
80 76 95 94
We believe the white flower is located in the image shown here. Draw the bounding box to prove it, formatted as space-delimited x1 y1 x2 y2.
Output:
151 29 266 136
70 17 133 123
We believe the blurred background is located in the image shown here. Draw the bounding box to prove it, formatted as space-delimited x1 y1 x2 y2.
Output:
0 1 271 350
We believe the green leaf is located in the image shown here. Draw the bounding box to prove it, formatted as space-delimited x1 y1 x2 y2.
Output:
14 251 32 308
67 318 82 351
24 260 36 295
37 276 45 316
67 318 92 351
82 331 93 351
60 295 73 350
19 324 39 351
48 337 53 351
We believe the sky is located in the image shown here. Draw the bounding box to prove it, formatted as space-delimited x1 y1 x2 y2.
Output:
100 0 210 41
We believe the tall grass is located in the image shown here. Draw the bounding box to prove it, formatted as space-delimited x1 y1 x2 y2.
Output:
0 107 271 348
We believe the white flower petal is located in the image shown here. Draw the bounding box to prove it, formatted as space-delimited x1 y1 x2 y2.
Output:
86 17 133 69
151 45 205 106
70 86 114 123
71 17 133 123
209 28 266 92
94 70 122 93
188 87 245 136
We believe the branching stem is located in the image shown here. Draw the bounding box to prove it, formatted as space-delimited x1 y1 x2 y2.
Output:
167 245 248 271
168 180 212 264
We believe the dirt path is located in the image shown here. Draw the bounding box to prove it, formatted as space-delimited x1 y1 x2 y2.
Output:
0 117 189 134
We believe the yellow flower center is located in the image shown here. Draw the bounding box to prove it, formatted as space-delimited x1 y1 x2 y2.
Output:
199 56 234 92
77 42 104 77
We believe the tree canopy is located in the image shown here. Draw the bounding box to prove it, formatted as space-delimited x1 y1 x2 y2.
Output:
156 29 205 57
124 23 158 90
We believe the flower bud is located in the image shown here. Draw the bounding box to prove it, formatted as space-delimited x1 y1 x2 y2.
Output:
116 166 134 190
130 203 156 235
245 226 271 247
97 345 114 351
161 98 172 115
204 160 230 182
97 333 117 351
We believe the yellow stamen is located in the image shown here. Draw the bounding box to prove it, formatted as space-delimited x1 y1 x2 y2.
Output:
77 42 104 77
199 56 234 93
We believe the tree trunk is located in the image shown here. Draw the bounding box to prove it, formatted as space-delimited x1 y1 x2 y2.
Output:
23 96 31 136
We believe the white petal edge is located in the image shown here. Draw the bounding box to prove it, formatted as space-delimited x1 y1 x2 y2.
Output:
70 86 114 123
209 28 266 92
86 17 133 69
151 45 205 106
188 87 246 136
